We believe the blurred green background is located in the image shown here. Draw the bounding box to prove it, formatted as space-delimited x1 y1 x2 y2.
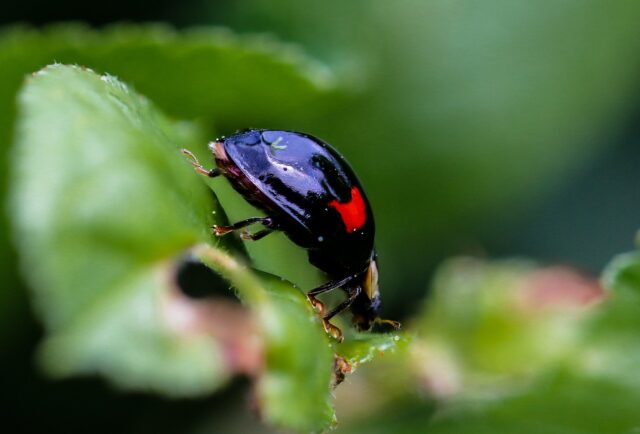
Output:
3 1 640 433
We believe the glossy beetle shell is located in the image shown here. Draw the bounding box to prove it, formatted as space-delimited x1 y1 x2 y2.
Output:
212 129 375 278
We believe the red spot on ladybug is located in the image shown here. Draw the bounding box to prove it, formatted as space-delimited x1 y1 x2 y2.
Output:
328 186 367 233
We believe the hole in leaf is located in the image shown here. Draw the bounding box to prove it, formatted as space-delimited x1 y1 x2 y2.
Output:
175 256 240 302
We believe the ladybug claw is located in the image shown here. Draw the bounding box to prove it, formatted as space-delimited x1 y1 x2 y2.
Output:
181 148 198 162
389 320 402 329
307 295 325 315
323 319 344 343
181 149 204 170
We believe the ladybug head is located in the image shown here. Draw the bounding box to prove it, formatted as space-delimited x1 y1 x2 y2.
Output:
350 259 381 331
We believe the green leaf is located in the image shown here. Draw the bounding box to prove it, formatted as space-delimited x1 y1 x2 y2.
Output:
0 24 343 308
569 251 640 391
601 251 640 297
195 247 335 432
427 374 640 434
258 273 335 432
11 64 338 432
337 332 407 370
10 64 230 395
0 24 338 128
415 258 596 389
343 373 640 434
339 257 640 434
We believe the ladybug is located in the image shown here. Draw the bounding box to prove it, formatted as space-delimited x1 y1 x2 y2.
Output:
182 129 399 341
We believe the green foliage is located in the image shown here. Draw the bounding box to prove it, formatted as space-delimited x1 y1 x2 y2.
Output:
11 64 228 394
578 252 640 391
348 375 640 434
0 24 343 355
10 64 390 432
417 259 592 383
222 0 640 303
3 14 640 434
0 24 343 299
336 257 640 433
195 248 336 432
337 332 406 370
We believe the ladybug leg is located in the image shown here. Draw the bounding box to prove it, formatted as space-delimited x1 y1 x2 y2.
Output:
240 229 273 241
181 149 221 178
307 274 356 316
213 216 275 237
323 286 361 321
321 288 361 343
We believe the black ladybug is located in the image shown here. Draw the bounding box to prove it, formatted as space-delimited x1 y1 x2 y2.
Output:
183 129 398 341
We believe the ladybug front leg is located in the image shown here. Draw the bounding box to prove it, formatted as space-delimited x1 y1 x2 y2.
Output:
323 286 361 321
181 149 221 178
321 286 362 342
